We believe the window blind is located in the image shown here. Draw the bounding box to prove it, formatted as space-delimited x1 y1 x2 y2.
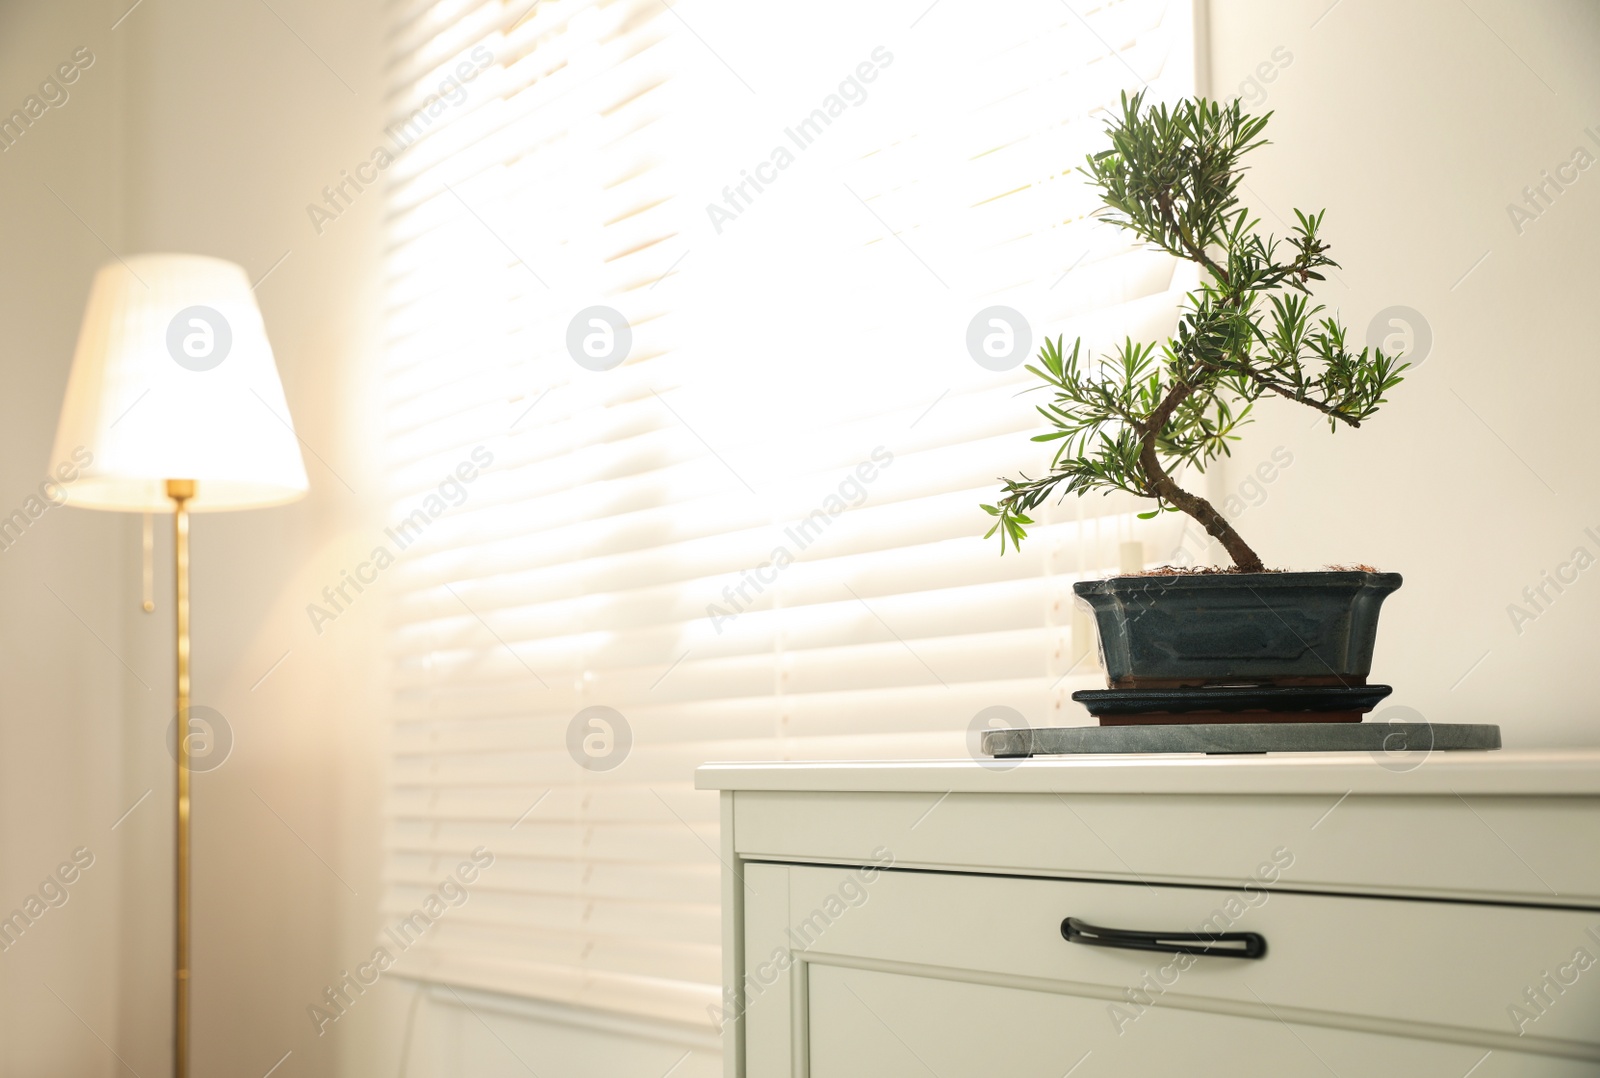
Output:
381 0 1197 1027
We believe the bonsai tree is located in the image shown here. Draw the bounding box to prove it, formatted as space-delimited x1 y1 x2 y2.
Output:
983 93 1407 573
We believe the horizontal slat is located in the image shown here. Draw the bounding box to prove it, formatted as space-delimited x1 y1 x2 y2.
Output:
384 887 720 944
386 673 1102 743
409 922 719 985
399 952 719 1026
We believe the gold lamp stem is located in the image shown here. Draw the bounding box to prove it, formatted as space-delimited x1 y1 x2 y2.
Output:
167 478 195 1078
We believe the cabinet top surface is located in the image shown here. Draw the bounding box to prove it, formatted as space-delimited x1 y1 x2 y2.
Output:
694 750 1600 797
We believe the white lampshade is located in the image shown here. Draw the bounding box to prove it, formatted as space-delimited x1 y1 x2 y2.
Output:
50 254 310 512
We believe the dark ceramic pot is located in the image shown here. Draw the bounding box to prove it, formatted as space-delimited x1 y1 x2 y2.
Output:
1073 570 1402 689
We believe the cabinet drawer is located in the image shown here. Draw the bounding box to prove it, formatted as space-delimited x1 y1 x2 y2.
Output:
774 863 1600 1057
802 966 1600 1078
730 789 1600 905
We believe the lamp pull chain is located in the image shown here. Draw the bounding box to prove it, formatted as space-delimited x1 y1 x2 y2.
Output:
142 513 155 613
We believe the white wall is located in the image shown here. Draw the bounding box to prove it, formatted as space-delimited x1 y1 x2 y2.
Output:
0 3 126 1074
3 1 1597 1076
1207 0 1600 746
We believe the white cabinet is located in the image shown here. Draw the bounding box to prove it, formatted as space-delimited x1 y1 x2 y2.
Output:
697 752 1600 1077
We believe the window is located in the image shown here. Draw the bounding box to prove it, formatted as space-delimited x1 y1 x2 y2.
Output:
382 0 1197 1026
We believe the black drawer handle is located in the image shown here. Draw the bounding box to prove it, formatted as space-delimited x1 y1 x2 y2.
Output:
1062 917 1267 960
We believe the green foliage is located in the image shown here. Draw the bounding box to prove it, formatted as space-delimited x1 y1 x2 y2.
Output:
983 93 1407 565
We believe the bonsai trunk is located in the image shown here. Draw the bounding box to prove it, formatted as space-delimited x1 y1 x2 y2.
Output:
1137 414 1266 573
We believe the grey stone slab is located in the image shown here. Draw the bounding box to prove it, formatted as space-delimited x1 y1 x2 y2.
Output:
982 723 1502 758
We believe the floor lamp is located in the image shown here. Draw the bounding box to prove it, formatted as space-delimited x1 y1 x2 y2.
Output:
50 255 309 1078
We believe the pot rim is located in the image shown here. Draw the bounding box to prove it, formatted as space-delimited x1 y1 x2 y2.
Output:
1073 569 1403 594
